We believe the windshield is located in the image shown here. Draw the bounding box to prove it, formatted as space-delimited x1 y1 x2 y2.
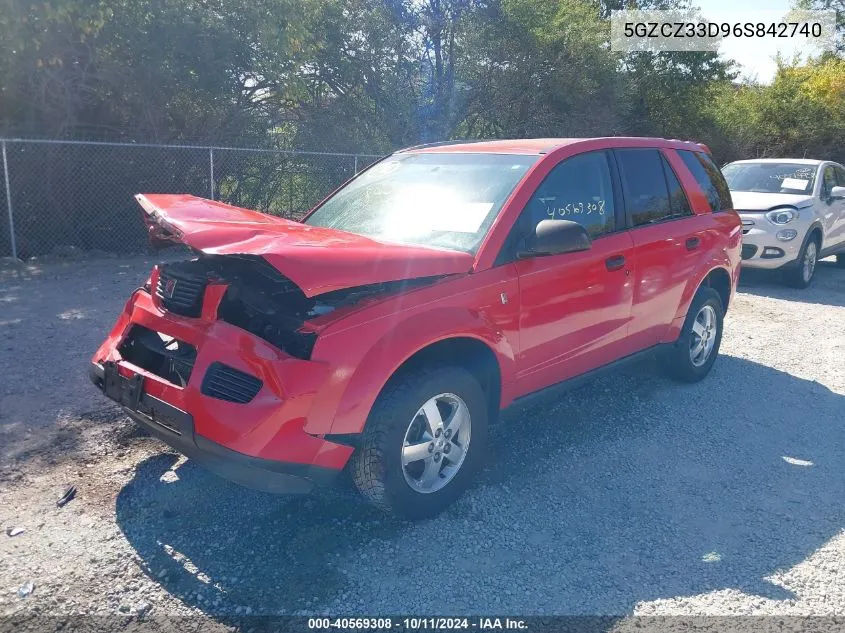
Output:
303 152 537 253
721 162 818 194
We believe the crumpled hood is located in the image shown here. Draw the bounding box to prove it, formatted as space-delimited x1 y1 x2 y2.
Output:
136 194 473 297
730 191 815 211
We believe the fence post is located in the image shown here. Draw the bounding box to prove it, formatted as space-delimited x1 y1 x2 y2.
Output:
2 141 17 260
353 155 358 175
209 148 215 200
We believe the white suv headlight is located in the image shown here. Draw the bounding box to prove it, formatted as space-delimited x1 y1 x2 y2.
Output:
766 208 797 225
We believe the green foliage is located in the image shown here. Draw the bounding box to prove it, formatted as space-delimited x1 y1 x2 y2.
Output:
709 56 845 163
0 0 843 162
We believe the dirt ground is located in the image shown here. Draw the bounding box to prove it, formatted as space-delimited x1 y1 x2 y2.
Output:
1 254 844 625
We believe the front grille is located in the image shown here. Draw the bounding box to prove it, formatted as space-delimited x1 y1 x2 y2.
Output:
741 218 754 235
201 362 263 404
741 244 758 260
156 266 208 317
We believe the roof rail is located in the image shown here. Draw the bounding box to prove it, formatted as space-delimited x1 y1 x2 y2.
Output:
397 139 493 152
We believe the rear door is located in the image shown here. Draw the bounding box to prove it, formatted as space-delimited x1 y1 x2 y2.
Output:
512 150 637 395
613 148 711 351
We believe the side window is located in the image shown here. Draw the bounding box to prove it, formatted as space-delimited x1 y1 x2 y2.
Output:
836 166 845 186
615 149 673 227
662 154 693 218
821 166 837 198
678 149 733 211
525 151 616 238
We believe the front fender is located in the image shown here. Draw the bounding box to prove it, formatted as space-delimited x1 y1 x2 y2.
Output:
306 305 518 437
803 220 825 253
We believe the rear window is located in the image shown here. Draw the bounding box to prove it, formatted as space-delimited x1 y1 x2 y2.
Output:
678 150 733 211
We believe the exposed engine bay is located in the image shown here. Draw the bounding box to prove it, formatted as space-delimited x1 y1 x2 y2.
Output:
153 254 439 360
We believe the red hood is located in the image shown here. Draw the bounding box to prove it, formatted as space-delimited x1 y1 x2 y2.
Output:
136 194 473 297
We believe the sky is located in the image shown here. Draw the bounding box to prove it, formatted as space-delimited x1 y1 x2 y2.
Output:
693 0 820 83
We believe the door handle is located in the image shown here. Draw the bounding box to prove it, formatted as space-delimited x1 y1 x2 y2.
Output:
605 255 625 271
685 236 701 250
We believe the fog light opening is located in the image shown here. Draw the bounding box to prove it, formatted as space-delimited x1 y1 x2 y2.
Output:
761 247 785 259
776 229 798 242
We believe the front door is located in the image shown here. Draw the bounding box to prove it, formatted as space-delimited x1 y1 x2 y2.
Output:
513 150 636 396
821 164 845 249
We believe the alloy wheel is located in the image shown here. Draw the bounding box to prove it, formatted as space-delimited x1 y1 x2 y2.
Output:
803 241 817 283
401 393 472 494
689 304 717 367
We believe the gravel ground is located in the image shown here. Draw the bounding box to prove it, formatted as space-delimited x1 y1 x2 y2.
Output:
1 254 844 624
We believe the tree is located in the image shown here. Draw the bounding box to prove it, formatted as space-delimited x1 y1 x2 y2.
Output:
454 0 624 138
709 56 845 163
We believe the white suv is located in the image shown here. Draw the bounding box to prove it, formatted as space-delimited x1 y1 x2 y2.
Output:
722 159 845 288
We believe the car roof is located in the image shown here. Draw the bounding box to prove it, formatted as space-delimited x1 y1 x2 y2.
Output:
397 137 708 155
727 158 825 166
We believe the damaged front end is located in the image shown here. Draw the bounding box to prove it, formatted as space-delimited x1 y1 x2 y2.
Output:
150 254 437 360
153 255 319 360
89 193 470 492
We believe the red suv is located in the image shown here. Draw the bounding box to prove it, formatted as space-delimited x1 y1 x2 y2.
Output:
90 137 741 518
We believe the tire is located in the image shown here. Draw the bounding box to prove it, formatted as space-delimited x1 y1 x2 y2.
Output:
836 254 845 268
784 233 820 288
659 286 724 383
350 365 488 520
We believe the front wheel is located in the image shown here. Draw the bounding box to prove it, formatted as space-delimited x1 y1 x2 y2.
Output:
350 366 487 520
659 286 724 383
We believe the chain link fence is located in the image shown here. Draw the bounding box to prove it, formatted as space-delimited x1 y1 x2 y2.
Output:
0 139 383 259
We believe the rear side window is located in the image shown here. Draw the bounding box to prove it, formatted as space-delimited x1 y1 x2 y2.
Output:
662 155 693 218
836 166 845 186
678 150 733 211
616 149 691 227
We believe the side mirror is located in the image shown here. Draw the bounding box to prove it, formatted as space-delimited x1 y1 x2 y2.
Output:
519 219 592 258
830 186 845 200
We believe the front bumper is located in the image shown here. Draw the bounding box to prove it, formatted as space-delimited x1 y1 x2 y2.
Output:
739 212 809 270
89 362 339 493
90 282 354 493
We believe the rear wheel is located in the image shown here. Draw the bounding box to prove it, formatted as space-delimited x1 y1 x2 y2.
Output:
659 286 724 383
350 366 487 519
785 234 819 288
